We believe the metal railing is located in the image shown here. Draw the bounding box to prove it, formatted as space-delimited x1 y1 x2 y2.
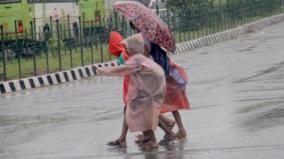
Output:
1 0 283 81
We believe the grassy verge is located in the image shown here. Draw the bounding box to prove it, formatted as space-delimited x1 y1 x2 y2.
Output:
0 45 113 80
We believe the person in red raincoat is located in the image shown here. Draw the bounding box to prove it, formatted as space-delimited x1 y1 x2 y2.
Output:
106 31 129 147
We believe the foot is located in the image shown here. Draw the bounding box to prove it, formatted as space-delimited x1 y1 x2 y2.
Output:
175 129 187 139
159 134 176 145
107 139 127 148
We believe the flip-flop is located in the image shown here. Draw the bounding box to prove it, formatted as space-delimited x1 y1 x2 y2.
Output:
107 140 127 148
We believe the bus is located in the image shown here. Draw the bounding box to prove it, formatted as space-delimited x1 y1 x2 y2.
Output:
0 0 105 51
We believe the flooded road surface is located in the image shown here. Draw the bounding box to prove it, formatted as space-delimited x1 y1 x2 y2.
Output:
1 22 284 159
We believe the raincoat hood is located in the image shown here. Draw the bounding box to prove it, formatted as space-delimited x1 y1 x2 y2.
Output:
108 31 128 59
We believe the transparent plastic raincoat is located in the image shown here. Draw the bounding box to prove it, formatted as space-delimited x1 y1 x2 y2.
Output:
97 34 166 132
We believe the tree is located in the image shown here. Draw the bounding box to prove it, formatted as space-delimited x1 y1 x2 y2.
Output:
165 0 210 12
136 0 151 6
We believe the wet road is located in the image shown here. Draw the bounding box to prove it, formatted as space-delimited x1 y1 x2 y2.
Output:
1 22 284 159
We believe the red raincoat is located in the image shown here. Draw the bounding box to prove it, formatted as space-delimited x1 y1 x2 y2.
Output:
108 31 129 105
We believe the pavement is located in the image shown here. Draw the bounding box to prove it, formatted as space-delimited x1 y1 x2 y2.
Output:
1 22 284 159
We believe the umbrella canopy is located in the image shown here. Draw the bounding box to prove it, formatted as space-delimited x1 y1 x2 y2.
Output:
113 1 176 52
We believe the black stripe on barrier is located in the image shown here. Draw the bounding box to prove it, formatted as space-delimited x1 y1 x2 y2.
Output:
63 72 69 82
47 75 53 85
38 77 44 86
78 69 83 78
85 67 90 77
71 70 77 80
19 80 26 90
8 82 16 92
111 62 115 66
55 74 61 83
29 78 35 88
98 64 102 67
92 66 97 75
0 83 5 93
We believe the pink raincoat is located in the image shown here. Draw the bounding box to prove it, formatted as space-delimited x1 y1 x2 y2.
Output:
97 34 166 132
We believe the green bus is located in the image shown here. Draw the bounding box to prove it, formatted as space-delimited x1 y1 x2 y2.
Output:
0 0 104 38
0 0 105 57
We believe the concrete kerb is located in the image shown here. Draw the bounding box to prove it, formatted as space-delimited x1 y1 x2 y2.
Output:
1 13 284 95
0 60 118 94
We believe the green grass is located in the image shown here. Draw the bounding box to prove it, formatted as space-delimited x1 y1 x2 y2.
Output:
0 45 114 80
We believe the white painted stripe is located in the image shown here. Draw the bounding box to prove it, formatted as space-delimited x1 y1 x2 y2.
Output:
41 75 50 86
50 74 58 85
73 69 81 80
66 71 74 81
13 80 21 91
32 77 41 87
58 72 66 83
80 68 88 78
3 82 12 93
22 78 31 89
86 66 95 76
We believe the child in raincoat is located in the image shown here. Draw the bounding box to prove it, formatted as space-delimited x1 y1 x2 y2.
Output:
106 31 129 148
129 22 190 142
96 33 166 149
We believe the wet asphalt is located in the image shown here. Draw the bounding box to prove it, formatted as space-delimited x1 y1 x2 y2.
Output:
1 22 284 159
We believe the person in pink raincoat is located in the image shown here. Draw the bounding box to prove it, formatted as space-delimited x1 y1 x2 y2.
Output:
96 33 166 150
130 22 190 142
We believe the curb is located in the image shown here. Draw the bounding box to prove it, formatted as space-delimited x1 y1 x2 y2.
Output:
1 13 284 95
0 61 119 94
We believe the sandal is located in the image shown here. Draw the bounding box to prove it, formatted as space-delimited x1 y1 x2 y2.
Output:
134 134 144 144
137 137 151 147
159 134 176 145
140 140 159 151
107 139 127 148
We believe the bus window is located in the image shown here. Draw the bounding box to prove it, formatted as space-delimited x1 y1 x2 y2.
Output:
18 20 23 33
27 0 78 3
0 0 21 4
95 11 100 22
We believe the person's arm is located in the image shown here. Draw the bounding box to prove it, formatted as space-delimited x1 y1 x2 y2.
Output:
95 63 141 76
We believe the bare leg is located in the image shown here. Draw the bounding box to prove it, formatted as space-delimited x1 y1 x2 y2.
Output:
172 111 187 138
107 114 127 147
159 115 176 128
140 130 159 150
143 130 156 142
118 115 128 143
158 117 175 137
135 116 176 144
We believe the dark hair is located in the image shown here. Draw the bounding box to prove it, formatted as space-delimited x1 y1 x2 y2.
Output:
129 21 136 30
